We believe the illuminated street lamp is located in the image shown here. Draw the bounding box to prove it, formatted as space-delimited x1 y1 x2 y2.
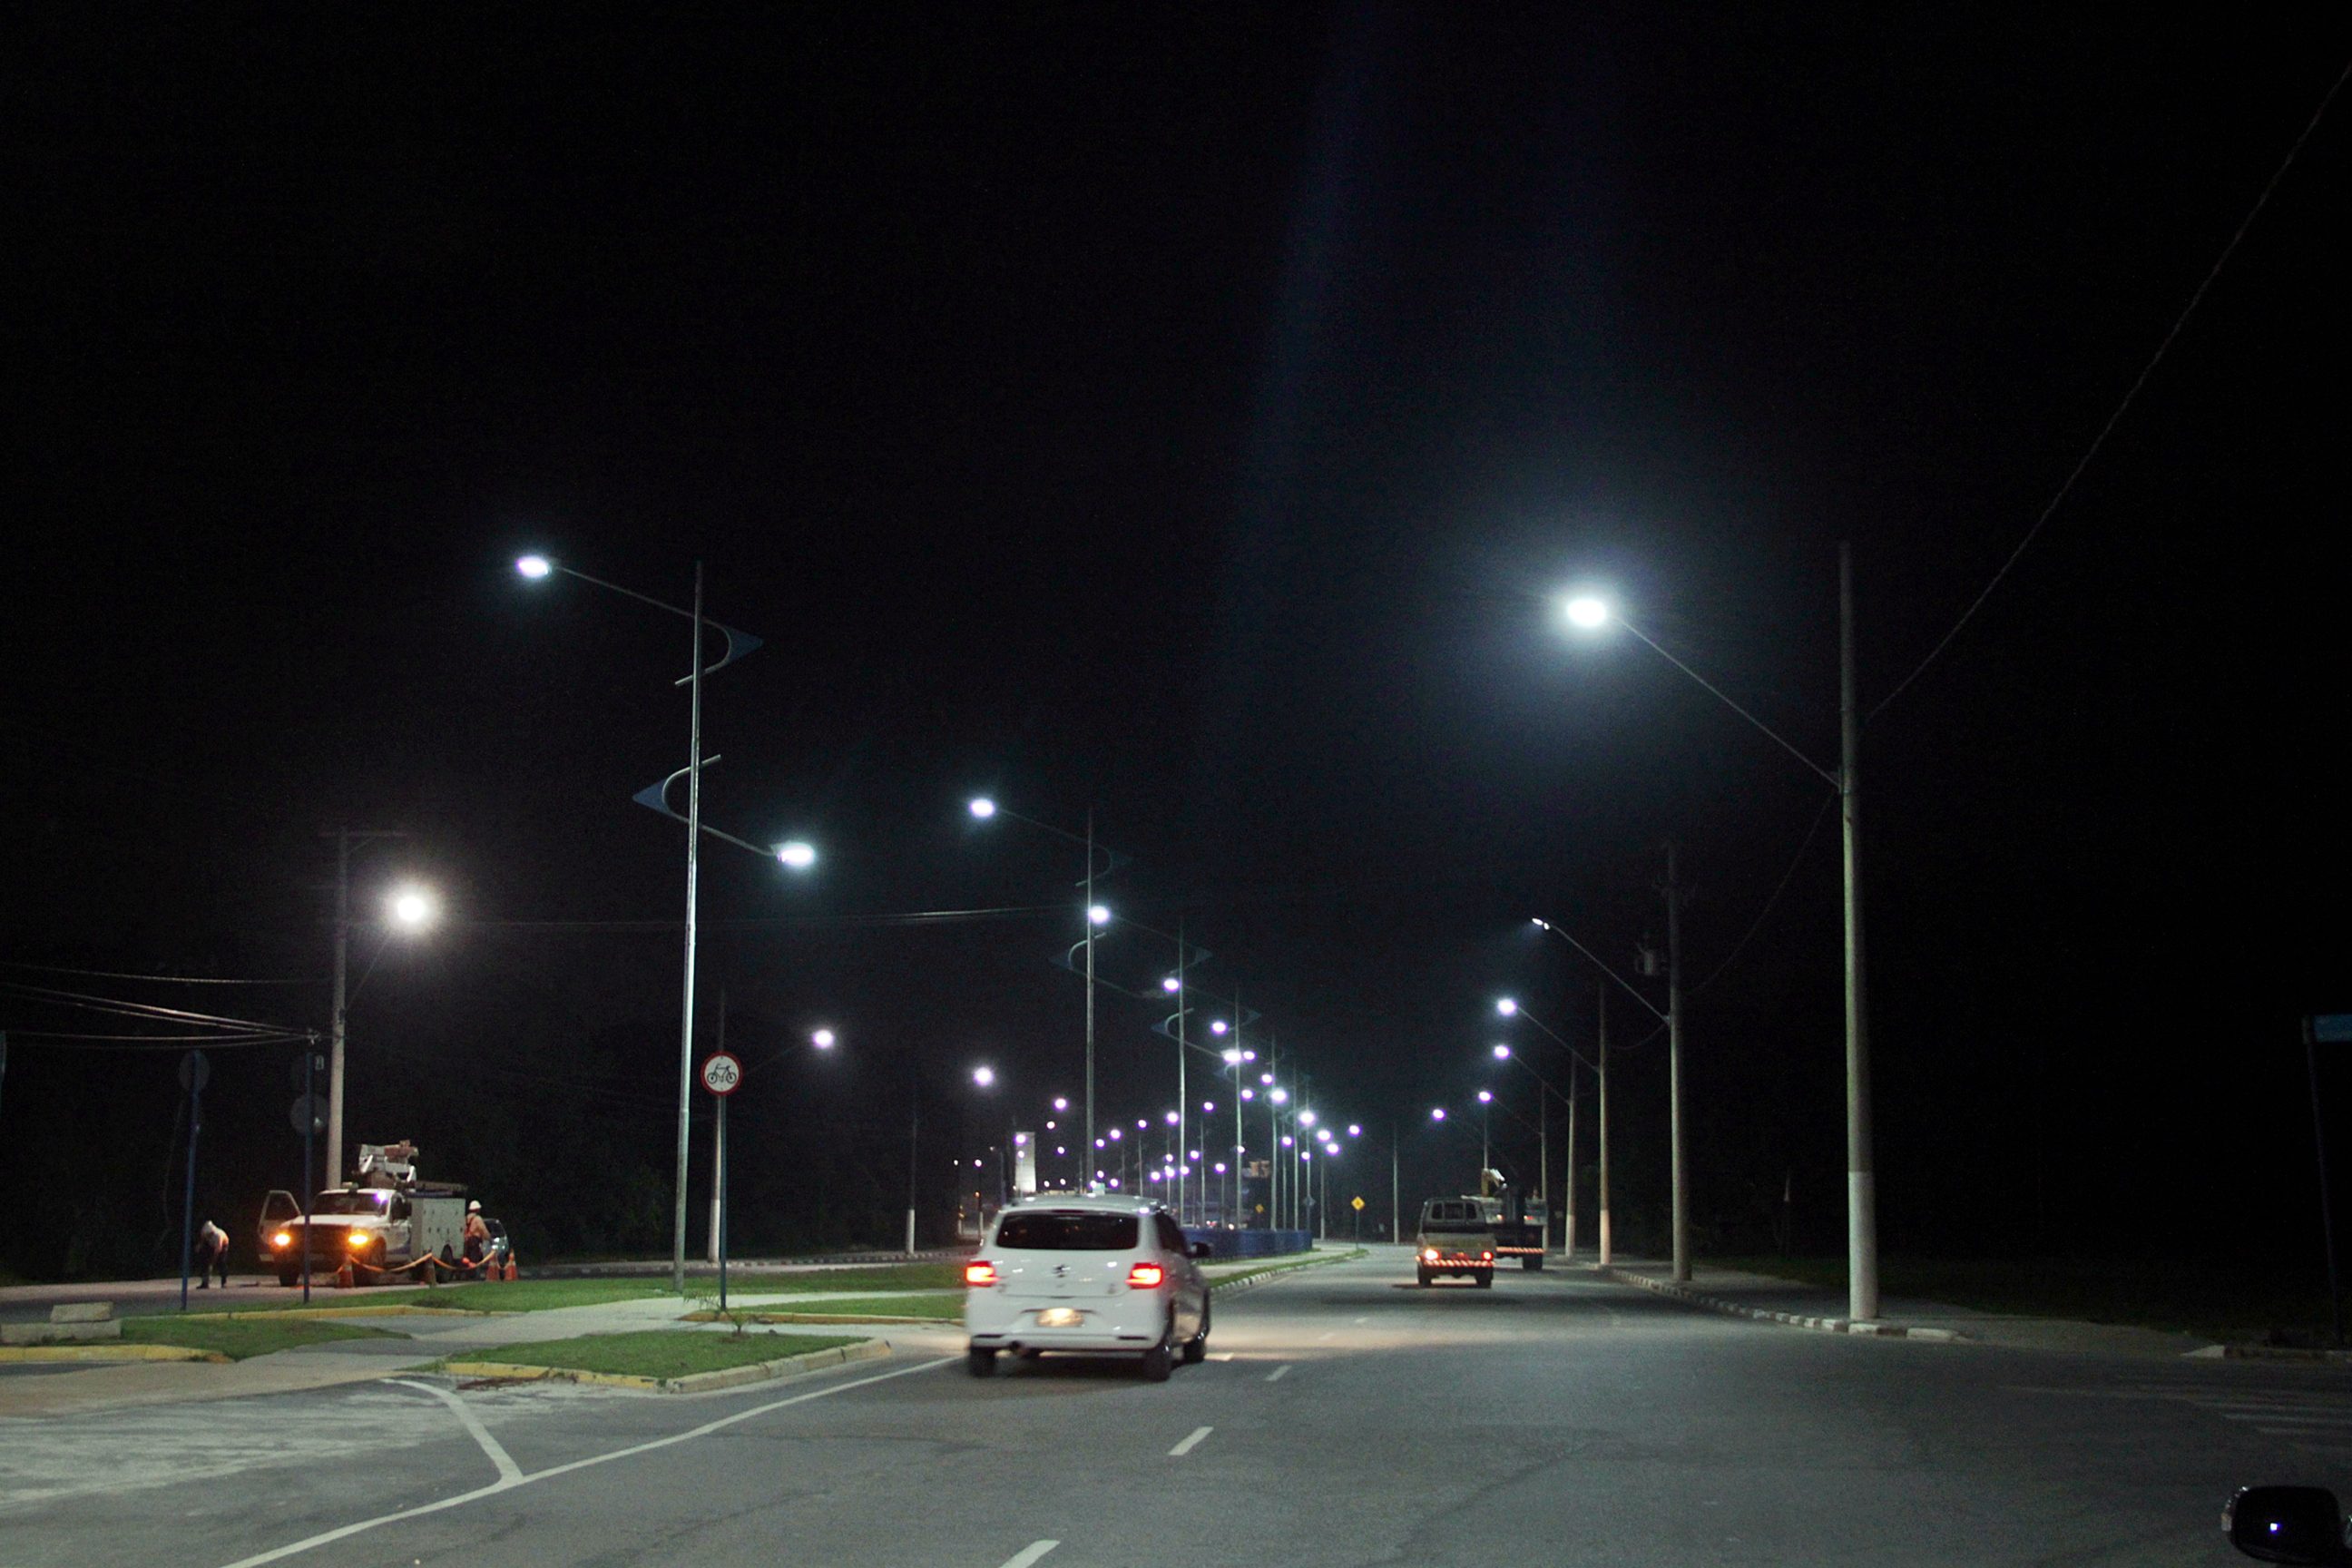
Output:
967 797 1122 1159
325 847 436 1191
1558 549 1878 1319
518 551 809 1295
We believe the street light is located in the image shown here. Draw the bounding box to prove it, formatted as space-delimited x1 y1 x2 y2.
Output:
1500 982 1618 1263
1558 558 1877 1318
967 797 1123 1161
517 551 790 1295
325 857 436 1191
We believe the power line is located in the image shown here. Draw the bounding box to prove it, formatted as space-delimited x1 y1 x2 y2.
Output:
1869 54 2351 723
0 960 322 986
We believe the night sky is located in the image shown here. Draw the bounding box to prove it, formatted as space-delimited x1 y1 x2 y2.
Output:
5 10 2348 1276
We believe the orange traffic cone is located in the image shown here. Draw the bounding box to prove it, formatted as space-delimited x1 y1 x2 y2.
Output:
335 1258 354 1289
505 1259 519 1281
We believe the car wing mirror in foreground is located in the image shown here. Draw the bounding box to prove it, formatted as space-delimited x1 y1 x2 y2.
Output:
2227 1485 2352 1564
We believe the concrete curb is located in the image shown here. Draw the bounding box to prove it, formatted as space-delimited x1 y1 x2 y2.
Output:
683 1310 949 1327
181 1305 498 1321
1598 1266 1965 1342
2186 1343 2352 1365
441 1336 891 1393
0 1344 224 1365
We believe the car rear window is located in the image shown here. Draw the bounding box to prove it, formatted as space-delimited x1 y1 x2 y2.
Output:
995 1212 1139 1251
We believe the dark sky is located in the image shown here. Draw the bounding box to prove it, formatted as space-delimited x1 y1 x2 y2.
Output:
5 9 2348 1263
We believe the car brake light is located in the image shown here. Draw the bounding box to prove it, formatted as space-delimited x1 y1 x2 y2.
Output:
270 1230 293 1250
964 1260 998 1287
1126 1261 1165 1289
1481 1251 1494 1262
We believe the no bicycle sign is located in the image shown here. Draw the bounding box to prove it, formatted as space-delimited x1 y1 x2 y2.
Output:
700 1052 743 1096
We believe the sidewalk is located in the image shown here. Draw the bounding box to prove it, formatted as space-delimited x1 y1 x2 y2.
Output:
1598 1259 2219 1358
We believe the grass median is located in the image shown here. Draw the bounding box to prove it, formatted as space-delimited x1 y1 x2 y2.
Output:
702 1292 963 1322
123 1318 400 1360
447 1329 869 1381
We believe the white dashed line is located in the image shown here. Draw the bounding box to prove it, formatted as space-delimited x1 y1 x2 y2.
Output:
1352 1316 1368 1325
1266 1364 1292 1383
1169 1426 1213 1456
1316 1330 1335 1342
997 1543 1060 1568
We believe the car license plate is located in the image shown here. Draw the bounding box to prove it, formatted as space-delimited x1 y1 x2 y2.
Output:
1035 1307 1083 1328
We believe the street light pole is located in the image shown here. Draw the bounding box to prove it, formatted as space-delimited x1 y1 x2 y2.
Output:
324 826 407 1191
1840 543 1879 1320
671 561 706 1297
1665 839 1688 1284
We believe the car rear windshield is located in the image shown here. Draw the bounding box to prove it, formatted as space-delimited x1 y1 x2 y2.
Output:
995 1212 1139 1251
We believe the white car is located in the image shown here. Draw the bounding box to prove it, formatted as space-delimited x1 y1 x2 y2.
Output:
963 1195 1212 1381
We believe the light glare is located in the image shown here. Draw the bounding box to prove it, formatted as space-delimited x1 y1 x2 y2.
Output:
515 554 552 579
811 1028 837 1049
968 798 996 818
777 840 817 869
386 886 437 932
1563 594 1609 629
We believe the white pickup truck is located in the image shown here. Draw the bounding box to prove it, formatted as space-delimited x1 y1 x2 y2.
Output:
1414 1197 1495 1288
258 1142 469 1286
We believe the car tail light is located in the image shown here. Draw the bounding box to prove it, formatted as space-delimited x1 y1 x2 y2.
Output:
270 1230 293 1250
1126 1261 1165 1289
1481 1251 1494 1262
964 1260 998 1287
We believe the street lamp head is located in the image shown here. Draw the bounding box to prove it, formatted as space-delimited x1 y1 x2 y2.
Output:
1136 1119 1147 1131
1530 916 1550 930
1109 1128 1121 1141
1496 997 1518 1016
1298 1110 1316 1126
1210 1020 1229 1035
776 840 817 869
386 885 438 932
1088 905 1112 926
1164 1111 1179 1125
1240 1088 1255 1101
1494 1043 1512 1060
1562 593 1610 630
1269 1087 1289 1104
1348 1123 1361 1137
1053 1096 1069 1112
514 554 553 580
1432 1107 1447 1121
1162 975 1181 993
967 797 996 819
972 1065 995 1088
810 1028 837 1049
1202 1101 1215 1113
1477 1089 1494 1103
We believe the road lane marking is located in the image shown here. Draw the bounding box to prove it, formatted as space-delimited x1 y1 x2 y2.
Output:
390 1377 522 1484
1352 1316 1368 1324
1266 1364 1292 1383
997 1543 1059 1568
1169 1426 1212 1456
215 1355 954 1568
1316 1330 1335 1341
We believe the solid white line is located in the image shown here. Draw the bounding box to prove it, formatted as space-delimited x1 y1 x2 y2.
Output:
1316 1330 1335 1342
1352 1315 1368 1325
997 1543 1059 1568
1266 1364 1292 1383
215 1356 953 1568
1168 1425 1212 1456
390 1377 523 1484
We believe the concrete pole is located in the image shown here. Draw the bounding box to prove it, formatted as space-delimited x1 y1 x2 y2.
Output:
1175 922 1187 1226
671 561 704 1298
326 829 349 1192
1597 987 1612 1268
1391 1120 1400 1246
1563 1058 1576 1260
1841 542 1880 1322
1668 839 1689 1284
906 1084 919 1256
707 989 726 1266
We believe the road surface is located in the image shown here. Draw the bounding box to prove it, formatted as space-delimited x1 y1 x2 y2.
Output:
3 1249 2341 1565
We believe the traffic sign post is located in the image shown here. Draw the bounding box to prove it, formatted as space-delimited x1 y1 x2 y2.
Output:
177 1051 208 1312
701 1053 741 1308
1351 1193 1365 1243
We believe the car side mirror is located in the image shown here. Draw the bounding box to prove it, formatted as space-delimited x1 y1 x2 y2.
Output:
1187 1241 1213 1260
2228 1486 2351 1563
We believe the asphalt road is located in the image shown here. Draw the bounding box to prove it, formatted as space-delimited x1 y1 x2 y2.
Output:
5 1249 2347 1566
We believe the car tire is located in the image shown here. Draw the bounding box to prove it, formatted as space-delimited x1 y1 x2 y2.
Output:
1141 1315 1174 1383
1416 1268 1432 1287
965 1347 997 1377
1181 1295 1210 1365
1475 1269 1494 1289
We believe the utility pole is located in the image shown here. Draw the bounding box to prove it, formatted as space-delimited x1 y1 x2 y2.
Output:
1562 1050 1575 1259
1596 987 1612 1267
707 990 726 1266
1390 1118 1400 1246
1666 839 1689 1284
1083 809 1096 1168
906 1081 919 1256
1840 542 1880 1321
325 826 404 1191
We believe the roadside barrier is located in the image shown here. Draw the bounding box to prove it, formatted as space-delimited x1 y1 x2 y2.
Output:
339 1251 522 1288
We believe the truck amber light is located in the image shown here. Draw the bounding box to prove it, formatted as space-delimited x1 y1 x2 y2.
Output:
964 1260 998 1287
346 1231 374 1251
1125 1261 1165 1289
270 1230 293 1250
